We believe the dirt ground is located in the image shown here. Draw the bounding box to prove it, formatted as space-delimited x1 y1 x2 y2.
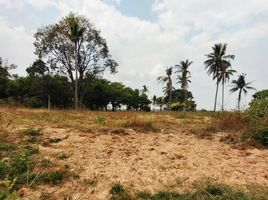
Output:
23 127 268 200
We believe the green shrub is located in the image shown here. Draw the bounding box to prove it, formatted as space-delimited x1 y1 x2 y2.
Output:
41 170 65 185
205 184 227 196
110 183 125 195
246 98 268 121
22 128 41 136
23 145 39 156
255 128 268 146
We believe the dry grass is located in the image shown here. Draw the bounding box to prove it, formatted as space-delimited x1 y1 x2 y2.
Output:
1 107 268 199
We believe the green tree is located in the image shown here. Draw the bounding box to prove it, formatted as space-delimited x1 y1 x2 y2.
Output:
141 85 149 95
152 95 157 107
204 43 234 112
157 67 173 108
34 12 118 108
218 64 236 111
156 97 165 111
0 57 16 99
230 73 256 111
175 59 193 103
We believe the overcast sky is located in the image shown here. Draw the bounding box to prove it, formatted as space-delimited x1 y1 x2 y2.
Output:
0 0 267 110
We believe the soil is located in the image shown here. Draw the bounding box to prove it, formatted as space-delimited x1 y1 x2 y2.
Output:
23 127 268 200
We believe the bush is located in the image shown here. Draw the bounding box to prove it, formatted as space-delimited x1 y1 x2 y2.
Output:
255 128 268 146
110 183 125 195
246 98 268 120
22 128 41 136
41 170 65 185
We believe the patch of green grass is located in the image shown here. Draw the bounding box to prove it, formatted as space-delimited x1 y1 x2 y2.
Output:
40 159 52 168
110 183 134 200
136 183 267 200
23 145 39 156
0 142 17 152
110 183 125 195
41 170 65 185
22 128 41 136
94 115 106 125
27 137 38 143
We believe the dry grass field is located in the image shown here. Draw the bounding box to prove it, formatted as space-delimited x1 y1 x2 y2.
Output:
0 107 268 200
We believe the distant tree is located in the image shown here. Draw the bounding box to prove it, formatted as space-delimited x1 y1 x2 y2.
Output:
0 57 16 99
26 59 49 77
157 67 173 108
141 85 149 95
218 64 236 111
165 89 193 104
204 43 234 112
175 60 193 103
230 73 256 111
34 12 118 108
152 95 157 107
156 97 165 111
252 89 268 100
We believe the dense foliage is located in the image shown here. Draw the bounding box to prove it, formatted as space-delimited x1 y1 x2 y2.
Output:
0 58 151 111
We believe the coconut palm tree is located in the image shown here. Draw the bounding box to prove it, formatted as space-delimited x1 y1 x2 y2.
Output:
157 67 173 108
218 65 236 111
175 59 193 103
141 85 149 95
66 13 85 109
230 73 256 111
204 43 234 112
152 95 157 106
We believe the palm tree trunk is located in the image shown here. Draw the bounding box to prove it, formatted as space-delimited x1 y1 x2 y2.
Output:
74 43 78 109
238 89 242 111
221 78 224 111
214 79 219 112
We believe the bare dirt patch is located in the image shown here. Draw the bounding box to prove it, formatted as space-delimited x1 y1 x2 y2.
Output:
24 127 268 199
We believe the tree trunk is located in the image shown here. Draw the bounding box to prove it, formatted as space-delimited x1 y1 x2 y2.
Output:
214 79 219 112
74 43 78 110
221 79 224 111
238 89 242 111
48 95 51 110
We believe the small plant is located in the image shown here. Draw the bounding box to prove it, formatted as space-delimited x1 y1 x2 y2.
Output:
41 170 65 185
94 115 106 125
0 178 20 200
40 159 52 168
0 142 17 152
110 183 125 195
49 137 62 143
205 184 227 196
27 137 38 143
22 128 41 136
23 145 39 156
57 152 69 160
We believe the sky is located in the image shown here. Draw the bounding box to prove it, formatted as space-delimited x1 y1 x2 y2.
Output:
0 0 267 110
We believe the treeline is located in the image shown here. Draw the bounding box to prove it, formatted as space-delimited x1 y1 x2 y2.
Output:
0 58 151 111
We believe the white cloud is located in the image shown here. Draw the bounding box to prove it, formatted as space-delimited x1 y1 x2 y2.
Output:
0 18 35 75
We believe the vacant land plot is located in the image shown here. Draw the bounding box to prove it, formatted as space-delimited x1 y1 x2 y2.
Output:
0 107 267 199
